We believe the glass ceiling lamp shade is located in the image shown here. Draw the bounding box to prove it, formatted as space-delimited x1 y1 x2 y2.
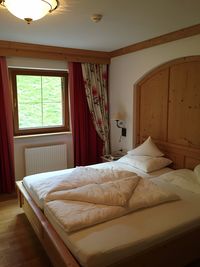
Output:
0 0 59 24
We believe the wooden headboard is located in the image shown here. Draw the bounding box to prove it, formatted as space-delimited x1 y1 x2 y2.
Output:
134 56 200 170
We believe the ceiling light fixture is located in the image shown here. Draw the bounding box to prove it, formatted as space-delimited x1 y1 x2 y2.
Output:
0 0 59 24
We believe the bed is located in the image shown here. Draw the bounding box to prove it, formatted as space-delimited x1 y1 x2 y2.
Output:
16 55 200 267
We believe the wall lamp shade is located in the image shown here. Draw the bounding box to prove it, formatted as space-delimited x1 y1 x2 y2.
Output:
0 0 59 24
112 112 126 121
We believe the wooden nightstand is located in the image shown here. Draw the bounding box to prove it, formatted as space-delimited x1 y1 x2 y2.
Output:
101 155 114 162
101 154 124 162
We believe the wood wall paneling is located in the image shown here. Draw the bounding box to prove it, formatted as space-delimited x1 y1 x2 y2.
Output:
168 62 200 148
135 56 200 169
138 69 169 143
185 156 200 169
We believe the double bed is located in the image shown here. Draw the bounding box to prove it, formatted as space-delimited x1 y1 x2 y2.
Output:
16 56 200 267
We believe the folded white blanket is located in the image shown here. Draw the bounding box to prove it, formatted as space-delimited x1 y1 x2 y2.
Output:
31 166 136 202
46 176 140 206
45 176 180 233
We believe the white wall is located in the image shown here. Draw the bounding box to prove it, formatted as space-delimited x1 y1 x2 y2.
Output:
7 57 73 180
109 34 200 152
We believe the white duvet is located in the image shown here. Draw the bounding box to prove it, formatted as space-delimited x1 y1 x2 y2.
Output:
45 168 179 233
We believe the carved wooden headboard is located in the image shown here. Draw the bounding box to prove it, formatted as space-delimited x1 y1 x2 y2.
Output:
134 56 200 170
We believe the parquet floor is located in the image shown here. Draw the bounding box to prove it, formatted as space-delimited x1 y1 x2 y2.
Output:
0 195 52 267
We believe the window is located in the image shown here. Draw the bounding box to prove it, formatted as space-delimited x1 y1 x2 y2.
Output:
10 68 69 135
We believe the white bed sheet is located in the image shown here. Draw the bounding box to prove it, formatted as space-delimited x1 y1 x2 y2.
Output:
44 177 200 267
22 161 172 209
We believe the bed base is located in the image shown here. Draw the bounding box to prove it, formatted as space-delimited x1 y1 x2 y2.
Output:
16 181 80 267
16 180 200 267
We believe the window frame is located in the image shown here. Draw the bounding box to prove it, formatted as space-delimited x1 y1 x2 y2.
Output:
9 68 69 136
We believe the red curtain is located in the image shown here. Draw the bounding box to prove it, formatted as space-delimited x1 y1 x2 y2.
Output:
0 57 15 193
69 62 103 166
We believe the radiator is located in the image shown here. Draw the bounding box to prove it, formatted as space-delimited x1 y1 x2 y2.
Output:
25 144 67 175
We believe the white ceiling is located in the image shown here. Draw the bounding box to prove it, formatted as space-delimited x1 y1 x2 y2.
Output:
0 0 200 52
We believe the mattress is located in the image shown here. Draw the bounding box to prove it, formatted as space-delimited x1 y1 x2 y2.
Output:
44 177 200 267
23 161 172 209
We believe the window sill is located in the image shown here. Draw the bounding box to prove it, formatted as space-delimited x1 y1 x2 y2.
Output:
14 131 72 140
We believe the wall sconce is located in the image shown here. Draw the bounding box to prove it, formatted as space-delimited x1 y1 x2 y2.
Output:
112 112 127 137
115 120 127 137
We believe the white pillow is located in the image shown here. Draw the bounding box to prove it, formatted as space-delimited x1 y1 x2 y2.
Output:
160 169 200 194
128 136 164 157
118 155 172 173
194 164 200 183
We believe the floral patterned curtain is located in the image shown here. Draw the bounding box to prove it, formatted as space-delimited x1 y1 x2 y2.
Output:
81 63 110 154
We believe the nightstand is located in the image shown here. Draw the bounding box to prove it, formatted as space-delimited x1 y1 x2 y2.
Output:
101 155 114 162
101 154 124 162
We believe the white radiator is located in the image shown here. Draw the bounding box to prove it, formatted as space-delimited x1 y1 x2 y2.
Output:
25 144 67 175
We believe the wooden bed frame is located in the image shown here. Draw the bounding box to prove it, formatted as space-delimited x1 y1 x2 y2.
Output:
17 56 200 267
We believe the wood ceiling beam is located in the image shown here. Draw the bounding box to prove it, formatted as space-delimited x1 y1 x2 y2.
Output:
110 23 200 58
0 40 111 64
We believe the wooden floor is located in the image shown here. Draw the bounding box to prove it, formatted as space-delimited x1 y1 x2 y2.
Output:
0 194 199 267
0 195 53 267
